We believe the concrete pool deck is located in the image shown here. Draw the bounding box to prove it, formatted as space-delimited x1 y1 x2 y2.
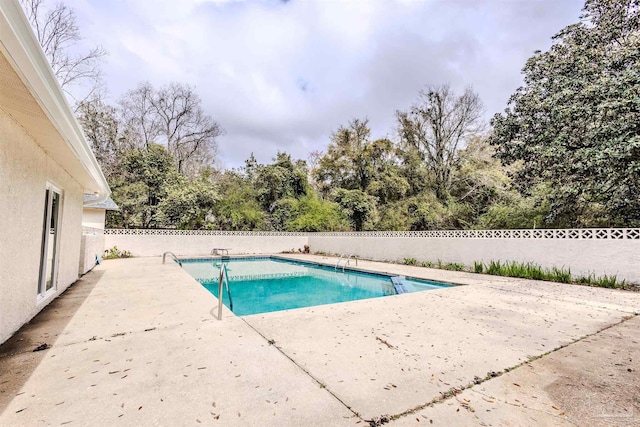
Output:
0 254 638 426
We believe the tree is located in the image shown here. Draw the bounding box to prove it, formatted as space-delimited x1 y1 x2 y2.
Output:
21 0 106 102
152 83 223 175
76 95 121 178
157 175 217 229
490 0 640 226
211 172 265 231
313 119 399 195
365 160 410 205
119 82 223 175
396 142 431 198
244 152 259 182
109 144 178 228
253 152 308 211
476 191 551 230
450 135 511 219
397 84 484 201
333 189 377 231
119 82 159 150
285 195 348 232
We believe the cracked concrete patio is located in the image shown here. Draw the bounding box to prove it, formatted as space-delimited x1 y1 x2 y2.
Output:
0 255 638 426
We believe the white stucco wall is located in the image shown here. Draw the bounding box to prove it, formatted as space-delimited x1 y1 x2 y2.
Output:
0 112 85 344
104 232 309 257
104 229 639 284
308 235 640 284
79 230 105 274
82 208 106 230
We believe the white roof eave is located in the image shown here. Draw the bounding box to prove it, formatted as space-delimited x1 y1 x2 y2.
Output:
0 0 110 200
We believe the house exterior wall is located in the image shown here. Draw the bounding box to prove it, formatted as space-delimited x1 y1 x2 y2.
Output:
82 208 106 230
0 112 84 344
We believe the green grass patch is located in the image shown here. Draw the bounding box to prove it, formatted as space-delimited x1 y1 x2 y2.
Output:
473 261 484 273
476 259 629 289
444 262 465 271
576 273 627 289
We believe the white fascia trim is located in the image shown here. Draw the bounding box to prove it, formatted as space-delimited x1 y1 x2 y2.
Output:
0 0 110 200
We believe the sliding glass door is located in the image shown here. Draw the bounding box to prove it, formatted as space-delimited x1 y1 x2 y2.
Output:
38 185 61 298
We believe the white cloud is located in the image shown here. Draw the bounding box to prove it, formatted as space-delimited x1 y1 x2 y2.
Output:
66 0 584 167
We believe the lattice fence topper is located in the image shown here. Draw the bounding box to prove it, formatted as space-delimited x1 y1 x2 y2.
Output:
104 228 640 239
105 229 309 236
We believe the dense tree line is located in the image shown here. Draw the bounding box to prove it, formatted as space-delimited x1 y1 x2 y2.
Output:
24 0 640 230
490 0 640 227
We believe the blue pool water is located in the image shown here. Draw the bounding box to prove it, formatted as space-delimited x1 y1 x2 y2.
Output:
181 257 453 316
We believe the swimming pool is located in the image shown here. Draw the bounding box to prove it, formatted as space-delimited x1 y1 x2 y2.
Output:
180 257 453 316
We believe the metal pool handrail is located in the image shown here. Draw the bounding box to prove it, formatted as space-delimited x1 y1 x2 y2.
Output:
345 254 358 271
162 251 182 267
217 264 233 320
336 254 358 272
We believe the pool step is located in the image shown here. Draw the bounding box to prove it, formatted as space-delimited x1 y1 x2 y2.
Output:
390 276 408 294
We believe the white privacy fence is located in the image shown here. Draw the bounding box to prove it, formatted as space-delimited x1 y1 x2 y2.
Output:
104 229 309 258
105 228 640 284
80 227 104 275
308 228 639 284
310 228 640 239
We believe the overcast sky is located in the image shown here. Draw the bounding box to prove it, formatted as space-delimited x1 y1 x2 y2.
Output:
64 0 584 168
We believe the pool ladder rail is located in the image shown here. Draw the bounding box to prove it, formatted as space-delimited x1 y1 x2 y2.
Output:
217 263 233 320
335 254 358 272
162 251 182 267
163 251 232 320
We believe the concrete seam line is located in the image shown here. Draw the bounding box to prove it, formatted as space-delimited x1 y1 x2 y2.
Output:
382 313 639 422
239 317 364 421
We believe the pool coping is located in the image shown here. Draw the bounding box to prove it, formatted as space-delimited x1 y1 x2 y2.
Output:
179 254 463 288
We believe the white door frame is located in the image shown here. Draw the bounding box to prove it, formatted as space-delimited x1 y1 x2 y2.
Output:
37 182 62 301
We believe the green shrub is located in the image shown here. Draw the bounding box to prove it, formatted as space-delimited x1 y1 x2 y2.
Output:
421 261 434 268
550 267 571 283
594 274 626 288
504 262 545 280
403 258 417 266
575 273 627 288
473 261 484 273
444 262 465 271
486 260 503 275
576 274 594 284
103 246 132 259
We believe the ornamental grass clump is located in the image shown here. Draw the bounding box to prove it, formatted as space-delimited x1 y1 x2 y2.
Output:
476 260 629 289
444 262 465 271
576 274 627 289
473 261 484 273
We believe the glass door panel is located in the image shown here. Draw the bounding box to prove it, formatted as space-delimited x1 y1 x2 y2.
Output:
38 186 61 297
46 191 60 291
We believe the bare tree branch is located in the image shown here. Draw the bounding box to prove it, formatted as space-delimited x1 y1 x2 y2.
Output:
20 0 106 104
119 82 223 175
397 84 484 201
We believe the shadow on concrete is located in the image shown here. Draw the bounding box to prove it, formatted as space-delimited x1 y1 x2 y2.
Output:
0 270 104 414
